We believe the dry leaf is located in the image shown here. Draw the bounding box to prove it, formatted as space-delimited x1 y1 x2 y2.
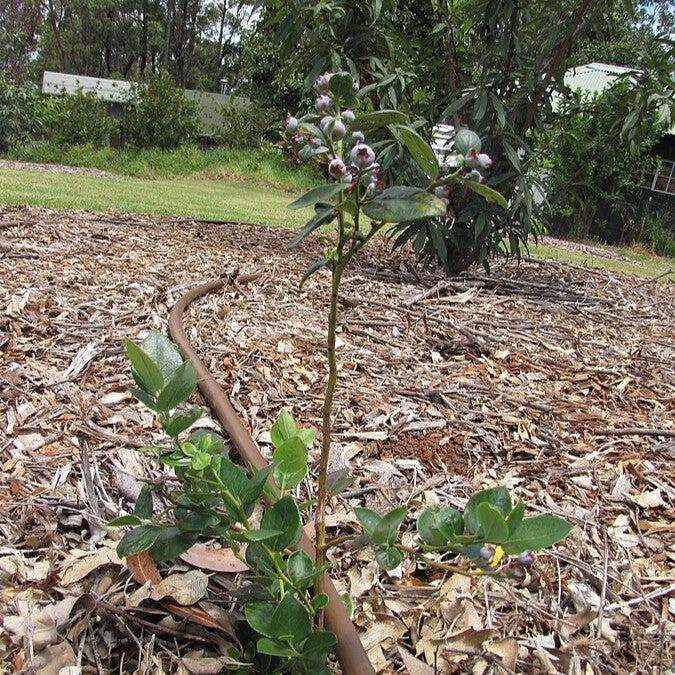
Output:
398 646 435 675
180 543 248 573
151 570 209 605
60 541 121 585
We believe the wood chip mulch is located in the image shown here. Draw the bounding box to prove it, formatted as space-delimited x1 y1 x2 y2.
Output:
1 204 673 674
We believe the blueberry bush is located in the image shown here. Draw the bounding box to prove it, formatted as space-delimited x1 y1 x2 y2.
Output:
114 72 571 672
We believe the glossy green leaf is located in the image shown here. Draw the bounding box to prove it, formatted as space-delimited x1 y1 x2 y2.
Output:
139 331 183 382
362 187 447 223
164 406 202 437
129 387 159 411
464 487 512 534
125 338 164 395
116 525 161 557
374 546 403 570
416 505 463 546
176 510 218 532
109 515 142 527
240 464 275 508
286 550 314 585
156 360 196 411
256 638 297 658
311 593 329 611
328 71 354 99
243 528 284 542
288 208 335 249
506 500 525 534
463 179 508 208
288 183 346 210
475 502 509 543
261 496 301 551
396 126 439 178
273 436 309 491
353 506 381 536
270 593 311 642
502 516 573 554
302 631 337 663
270 409 297 447
372 505 407 546
300 258 330 287
245 601 275 638
148 526 198 561
134 486 153 519
353 109 409 131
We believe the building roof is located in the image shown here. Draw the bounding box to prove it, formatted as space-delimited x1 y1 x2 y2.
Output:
563 62 638 97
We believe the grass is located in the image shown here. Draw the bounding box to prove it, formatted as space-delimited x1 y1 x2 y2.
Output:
3 143 321 191
0 165 672 280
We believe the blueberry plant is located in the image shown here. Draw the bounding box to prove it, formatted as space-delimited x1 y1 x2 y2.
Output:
113 72 571 673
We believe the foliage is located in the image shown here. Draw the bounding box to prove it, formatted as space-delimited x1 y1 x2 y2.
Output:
126 72 200 150
541 83 661 240
0 76 44 152
41 91 118 149
219 100 278 149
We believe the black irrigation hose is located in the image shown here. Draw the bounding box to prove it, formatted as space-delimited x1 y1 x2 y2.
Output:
168 274 375 675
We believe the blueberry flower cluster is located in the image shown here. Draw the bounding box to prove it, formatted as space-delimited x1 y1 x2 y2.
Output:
283 72 380 193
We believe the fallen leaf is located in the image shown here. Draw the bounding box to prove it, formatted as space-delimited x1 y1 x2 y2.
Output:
151 570 209 606
60 541 121 585
180 543 248 573
398 646 434 675
33 641 78 675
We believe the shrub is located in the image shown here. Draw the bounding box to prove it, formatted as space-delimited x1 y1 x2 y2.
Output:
41 91 118 148
126 72 199 149
219 100 277 148
0 76 44 152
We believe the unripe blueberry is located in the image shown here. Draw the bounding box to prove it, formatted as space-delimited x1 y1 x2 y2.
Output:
320 115 333 131
351 143 376 169
479 545 495 560
351 131 365 144
477 153 492 169
328 158 347 179
343 172 354 183
342 109 355 124
467 169 483 182
285 115 298 131
518 551 534 567
315 95 332 112
331 119 347 140
314 72 332 94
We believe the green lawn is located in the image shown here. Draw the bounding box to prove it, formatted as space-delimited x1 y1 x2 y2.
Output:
0 167 311 227
1 166 672 280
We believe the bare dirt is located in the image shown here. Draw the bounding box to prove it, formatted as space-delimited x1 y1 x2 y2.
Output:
1 205 673 673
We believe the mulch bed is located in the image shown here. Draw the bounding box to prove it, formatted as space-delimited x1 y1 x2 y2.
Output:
1 204 673 673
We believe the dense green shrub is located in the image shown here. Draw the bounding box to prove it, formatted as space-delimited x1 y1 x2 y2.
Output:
41 91 118 148
219 100 277 148
126 72 199 149
0 76 44 152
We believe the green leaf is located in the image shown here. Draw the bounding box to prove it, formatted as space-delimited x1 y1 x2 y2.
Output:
353 110 409 132
148 527 199 561
502 516 573 555
189 429 227 454
271 593 311 642
164 406 202 437
396 126 439 179
156 360 197 411
327 468 354 496
273 436 309 491
125 338 164 395
261 496 301 551
134 486 153 519
328 72 354 99
288 208 335 249
256 638 297 658
243 529 284 542
475 502 509 543
129 387 159 411
116 525 161 558
140 331 183 382
416 506 463 546
176 510 218 532
286 550 314 585
362 187 447 223
245 543 277 575
299 144 329 160
507 500 525 535
270 409 297 447
302 631 337 660
372 505 407 546
374 547 403 570
288 183 345 210
245 602 275 638
463 179 508 209
311 593 329 611
240 464 275 508
340 593 353 618
353 507 381 536
300 258 329 287
464 487 512 534
109 515 142 527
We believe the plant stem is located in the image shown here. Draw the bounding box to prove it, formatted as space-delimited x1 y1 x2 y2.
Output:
394 543 486 578
313 257 344 618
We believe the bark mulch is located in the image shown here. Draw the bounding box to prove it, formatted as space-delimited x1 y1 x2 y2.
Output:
1 205 673 674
